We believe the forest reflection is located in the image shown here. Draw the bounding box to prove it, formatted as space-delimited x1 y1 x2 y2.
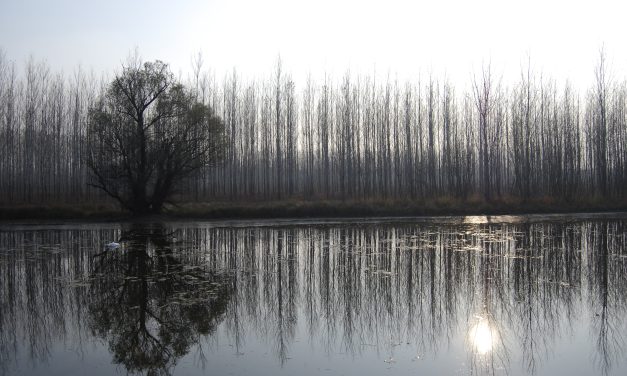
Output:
1 218 626 375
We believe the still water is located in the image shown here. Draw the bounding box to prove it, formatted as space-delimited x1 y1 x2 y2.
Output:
1 214 626 376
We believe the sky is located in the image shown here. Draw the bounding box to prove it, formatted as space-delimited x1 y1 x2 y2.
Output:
1 0 626 89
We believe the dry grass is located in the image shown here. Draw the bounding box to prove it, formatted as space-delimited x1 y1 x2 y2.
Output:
1 196 625 221
0 203 125 221
167 196 627 220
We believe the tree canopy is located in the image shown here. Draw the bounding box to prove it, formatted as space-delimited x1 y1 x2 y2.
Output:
87 59 225 214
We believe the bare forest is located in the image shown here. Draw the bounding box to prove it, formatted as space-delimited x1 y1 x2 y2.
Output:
0 51 626 207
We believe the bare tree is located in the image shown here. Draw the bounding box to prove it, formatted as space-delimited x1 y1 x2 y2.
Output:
86 59 225 214
1 51 626 209
473 65 494 200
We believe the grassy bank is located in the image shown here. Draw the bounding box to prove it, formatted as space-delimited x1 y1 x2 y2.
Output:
169 197 627 219
0 203 126 222
2 196 626 222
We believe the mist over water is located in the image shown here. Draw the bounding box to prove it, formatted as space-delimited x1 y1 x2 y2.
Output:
1 215 626 375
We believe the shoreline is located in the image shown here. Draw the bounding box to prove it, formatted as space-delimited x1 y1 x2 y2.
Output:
1 198 626 223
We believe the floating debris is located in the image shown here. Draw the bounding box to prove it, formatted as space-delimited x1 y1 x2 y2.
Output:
105 242 121 250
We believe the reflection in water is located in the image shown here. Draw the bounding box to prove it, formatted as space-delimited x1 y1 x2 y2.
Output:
0 218 626 375
88 224 234 374
469 316 498 355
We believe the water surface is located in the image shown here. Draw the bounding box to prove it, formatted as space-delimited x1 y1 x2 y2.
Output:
1 214 626 375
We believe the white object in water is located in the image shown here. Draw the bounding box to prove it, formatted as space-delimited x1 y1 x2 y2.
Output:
105 242 121 250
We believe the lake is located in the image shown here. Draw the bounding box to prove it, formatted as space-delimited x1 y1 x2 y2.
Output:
1 214 626 375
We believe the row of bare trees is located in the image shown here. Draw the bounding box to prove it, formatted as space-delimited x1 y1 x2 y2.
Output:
0 53 98 203
1 51 626 204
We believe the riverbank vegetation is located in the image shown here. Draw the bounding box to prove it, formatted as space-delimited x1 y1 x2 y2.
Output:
2 196 626 221
0 50 626 216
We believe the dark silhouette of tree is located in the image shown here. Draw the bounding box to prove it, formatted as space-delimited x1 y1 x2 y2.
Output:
86 58 225 214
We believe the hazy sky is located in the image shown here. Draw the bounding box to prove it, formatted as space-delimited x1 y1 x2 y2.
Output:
1 0 626 88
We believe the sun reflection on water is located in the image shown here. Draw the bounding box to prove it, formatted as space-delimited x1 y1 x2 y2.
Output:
468 316 499 355
463 215 489 224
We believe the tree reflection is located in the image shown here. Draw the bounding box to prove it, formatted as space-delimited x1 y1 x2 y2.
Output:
88 224 234 375
588 221 627 375
1 218 627 376
208 220 626 375
465 224 510 375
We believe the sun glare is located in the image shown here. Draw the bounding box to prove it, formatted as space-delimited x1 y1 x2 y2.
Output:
468 317 498 355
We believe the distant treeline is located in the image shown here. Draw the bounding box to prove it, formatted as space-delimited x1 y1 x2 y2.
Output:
0 52 626 205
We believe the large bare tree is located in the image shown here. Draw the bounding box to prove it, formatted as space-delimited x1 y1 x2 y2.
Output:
87 59 225 214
